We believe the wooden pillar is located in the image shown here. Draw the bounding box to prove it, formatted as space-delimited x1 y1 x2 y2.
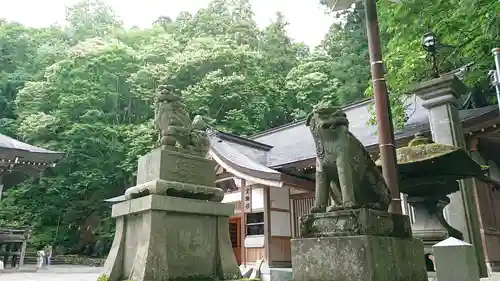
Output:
468 137 484 229
289 189 294 238
19 231 27 267
263 186 271 264
240 179 247 266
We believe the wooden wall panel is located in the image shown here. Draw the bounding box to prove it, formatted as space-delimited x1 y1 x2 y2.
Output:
474 179 500 265
269 236 291 262
291 197 315 237
246 247 265 263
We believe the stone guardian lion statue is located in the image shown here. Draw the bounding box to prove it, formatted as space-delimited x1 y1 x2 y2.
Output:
306 102 391 213
154 85 210 154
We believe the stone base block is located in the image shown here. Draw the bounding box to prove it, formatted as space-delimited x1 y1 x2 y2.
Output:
103 195 240 281
136 148 215 186
300 208 412 238
291 235 428 281
124 179 224 202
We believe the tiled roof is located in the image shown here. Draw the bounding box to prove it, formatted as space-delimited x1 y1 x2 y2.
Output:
0 134 65 190
208 130 281 181
0 133 64 163
251 97 430 167
209 97 499 170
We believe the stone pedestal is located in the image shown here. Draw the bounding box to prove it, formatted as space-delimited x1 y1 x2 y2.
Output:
407 196 462 255
292 209 427 281
412 75 487 277
102 148 240 281
103 195 240 281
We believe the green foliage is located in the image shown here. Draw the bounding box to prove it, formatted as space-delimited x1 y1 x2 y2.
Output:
0 0 497 257
0 0 358 255
374 0 500 125
96 274 109 281
320 0 499 126
97 275 133 281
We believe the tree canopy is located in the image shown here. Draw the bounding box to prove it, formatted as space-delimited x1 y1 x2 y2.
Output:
0 0 497 255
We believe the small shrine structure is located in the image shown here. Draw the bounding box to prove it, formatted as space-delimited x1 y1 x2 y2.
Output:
0 133 64 268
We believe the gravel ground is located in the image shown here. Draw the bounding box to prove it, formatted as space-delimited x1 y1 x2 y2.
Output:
0 265 101 281
1 266 500 281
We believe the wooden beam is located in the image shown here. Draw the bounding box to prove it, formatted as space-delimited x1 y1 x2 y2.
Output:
281 173 314 192
269 207 290 213
215 171 235 183
290 192 315 200
466 125 500 138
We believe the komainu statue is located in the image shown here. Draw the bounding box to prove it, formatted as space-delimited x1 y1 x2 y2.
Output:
154 85 210 154
306 101 391 213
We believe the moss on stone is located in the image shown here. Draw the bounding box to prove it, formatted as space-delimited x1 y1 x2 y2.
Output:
375 133 459 166
96 274 133 281
394 143 459 164
96 274 109 281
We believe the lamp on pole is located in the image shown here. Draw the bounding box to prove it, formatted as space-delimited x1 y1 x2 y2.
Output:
421 31 439 78
326 0 402 214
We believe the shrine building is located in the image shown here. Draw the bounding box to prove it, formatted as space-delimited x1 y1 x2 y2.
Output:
206 76 500 273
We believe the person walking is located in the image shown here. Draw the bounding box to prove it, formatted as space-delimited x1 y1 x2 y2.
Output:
43 245 52 267
36 249 45 270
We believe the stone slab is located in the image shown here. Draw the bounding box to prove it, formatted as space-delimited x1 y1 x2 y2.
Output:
300 208 412 238
111 194 235 218
291 235 428 281
136 148 215 186
124 179 224 202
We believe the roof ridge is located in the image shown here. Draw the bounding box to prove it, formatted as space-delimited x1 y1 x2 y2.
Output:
215 131 273 151
249 98 373 139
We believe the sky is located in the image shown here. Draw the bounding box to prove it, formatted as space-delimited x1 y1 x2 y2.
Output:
0 0 336 47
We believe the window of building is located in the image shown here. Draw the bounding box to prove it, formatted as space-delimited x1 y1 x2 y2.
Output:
229 222 238 247
246 212 264 236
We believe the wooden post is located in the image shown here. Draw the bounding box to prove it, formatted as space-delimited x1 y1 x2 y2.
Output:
263 186 271 264
289 189 295 238
240 179 246 266
19 230 28 267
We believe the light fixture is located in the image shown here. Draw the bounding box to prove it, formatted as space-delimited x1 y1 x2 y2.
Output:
421 31 439 78
421 32 437 55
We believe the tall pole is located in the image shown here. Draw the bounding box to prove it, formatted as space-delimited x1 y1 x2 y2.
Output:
364 0 402 214
0 176 3 201
492 48 500 112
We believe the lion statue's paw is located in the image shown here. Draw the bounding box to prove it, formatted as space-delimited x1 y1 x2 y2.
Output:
310 205 327 213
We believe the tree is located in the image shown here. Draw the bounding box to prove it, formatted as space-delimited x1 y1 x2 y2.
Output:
377 0 499 115
4 37 152 251
0 0 314 252
321 3 372 105
320 0 499 126
64 0 123 43
0 22 69 136
3 0 495 255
